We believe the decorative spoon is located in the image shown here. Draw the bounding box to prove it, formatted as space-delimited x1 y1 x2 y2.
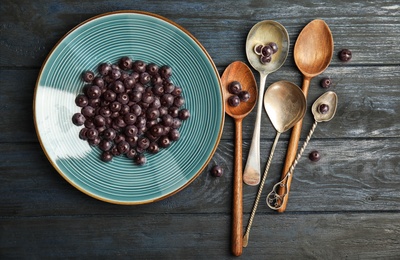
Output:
221 61 257 256
277 19 334 212
243 80 306 247
267 91 338 210
243 21 290 186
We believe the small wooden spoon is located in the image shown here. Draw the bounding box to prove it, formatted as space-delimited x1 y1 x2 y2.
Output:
221 61 257 256
278 19 334 213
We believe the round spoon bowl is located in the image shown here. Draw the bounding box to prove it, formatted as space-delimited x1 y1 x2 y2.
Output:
246 20 290 74
221 61 257 118
263 80 307 133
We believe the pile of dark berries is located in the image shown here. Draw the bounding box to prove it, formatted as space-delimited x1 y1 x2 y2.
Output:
254 42 279 64
72 56 190 165
227 81 250 107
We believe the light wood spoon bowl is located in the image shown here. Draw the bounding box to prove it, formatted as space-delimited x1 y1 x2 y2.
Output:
221 61 257 256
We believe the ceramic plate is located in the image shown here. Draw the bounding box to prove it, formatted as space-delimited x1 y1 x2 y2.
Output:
34 11 224 204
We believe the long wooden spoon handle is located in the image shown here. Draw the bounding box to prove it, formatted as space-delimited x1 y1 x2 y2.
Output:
232 119 243 256
277 77 311 213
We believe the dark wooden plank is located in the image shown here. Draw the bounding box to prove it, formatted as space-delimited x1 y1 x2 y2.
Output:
1 0 400 68
1 213 399 259
0 70 37 143
1 65 399 143
1 138 399 217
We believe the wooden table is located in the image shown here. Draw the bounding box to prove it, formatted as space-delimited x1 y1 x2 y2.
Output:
1 1 399 258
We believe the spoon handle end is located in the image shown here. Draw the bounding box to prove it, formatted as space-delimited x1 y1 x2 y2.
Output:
243 166 260 186
277 119 303 212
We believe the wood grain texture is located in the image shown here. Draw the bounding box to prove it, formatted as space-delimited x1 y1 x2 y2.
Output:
1 66 399 143
1 139 399 216
279 18 335 212
232 119 243 256
1 1 400 67
1 0 400 258
1 213 399 259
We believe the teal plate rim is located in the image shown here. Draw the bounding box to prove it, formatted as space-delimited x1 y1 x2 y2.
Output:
33 10 225 205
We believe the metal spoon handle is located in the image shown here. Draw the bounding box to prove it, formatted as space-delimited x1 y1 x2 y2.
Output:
267 121 318 210
243 73 268 186
243 132 281 247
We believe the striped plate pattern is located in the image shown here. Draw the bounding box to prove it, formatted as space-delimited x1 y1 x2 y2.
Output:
34 11 224 204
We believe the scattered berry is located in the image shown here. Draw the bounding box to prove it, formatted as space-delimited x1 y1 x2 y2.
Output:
211 165 224 177
309 151 321 162
339 49 352 62
320 78 332 88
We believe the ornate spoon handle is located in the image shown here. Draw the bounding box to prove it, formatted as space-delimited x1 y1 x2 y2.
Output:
243 132 281 247
267 120 318 210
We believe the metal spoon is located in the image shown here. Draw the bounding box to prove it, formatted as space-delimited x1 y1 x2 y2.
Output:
221 61 257 256
243 80 306 247
243 21 290 186
277 19 334 213
267 91 338 210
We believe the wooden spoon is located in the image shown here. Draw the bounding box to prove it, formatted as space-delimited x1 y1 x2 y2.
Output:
277 19 334 213
221 61 257 256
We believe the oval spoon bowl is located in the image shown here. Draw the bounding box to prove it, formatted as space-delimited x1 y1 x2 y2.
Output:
246 20 290 74
294 19 334 77
312 91 338 122
221 61 258 118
